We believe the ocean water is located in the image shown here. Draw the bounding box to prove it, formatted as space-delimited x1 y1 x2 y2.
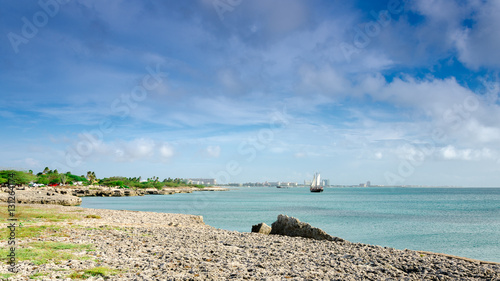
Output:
80 187 500 263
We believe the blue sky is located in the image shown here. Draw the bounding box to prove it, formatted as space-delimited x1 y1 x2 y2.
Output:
1 0 500 186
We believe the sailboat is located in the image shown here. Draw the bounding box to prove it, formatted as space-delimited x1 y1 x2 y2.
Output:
310 172 324 193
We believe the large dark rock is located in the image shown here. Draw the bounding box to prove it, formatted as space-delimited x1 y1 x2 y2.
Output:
270 214 344 242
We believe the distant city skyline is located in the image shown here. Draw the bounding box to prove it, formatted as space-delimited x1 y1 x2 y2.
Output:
1 1 500 187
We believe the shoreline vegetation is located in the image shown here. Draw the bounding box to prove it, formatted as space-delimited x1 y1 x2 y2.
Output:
0 169 208 190
1 204 499 280
0 169 229 205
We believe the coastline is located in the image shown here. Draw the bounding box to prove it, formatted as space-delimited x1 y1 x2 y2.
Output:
2 185 229 197
0 186 229 207
1 203 499 280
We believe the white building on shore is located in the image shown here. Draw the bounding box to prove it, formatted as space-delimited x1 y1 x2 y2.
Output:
187 178 216 185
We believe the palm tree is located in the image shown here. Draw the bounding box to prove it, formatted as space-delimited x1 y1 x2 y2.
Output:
87 171 97 184
60 174 67 185
43 167 50 174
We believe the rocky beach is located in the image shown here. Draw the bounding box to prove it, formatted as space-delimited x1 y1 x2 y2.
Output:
1 185 229 198
0 186 229 207
1 203 499 280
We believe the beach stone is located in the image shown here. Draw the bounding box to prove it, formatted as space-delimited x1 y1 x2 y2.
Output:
145 188 159 194
251 223 272 234
270 214 343 241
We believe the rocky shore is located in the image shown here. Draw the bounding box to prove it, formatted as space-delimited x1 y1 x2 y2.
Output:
0 190 82 206
0 186 229 206
52 186 229 197
1 204 499 280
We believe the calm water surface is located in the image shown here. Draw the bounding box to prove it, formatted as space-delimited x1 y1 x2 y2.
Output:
80 187 500 262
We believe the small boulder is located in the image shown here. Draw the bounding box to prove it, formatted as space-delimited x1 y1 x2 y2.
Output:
251 222 272 235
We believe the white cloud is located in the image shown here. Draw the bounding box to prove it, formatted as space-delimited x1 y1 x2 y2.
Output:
70 136 175 163
294 152 307 158
159 143 175 159
451 1 500 69
440 145 496 161
205 145 221 158
124 138 155 159
297 64 350 97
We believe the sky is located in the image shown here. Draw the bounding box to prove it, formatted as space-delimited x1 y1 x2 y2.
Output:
1 0 500 186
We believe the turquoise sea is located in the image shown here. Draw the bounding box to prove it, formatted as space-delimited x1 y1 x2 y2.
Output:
80 187 500 263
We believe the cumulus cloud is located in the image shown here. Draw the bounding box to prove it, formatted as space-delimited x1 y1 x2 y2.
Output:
407 0 500 69
440 145 497 161
452 1 500 69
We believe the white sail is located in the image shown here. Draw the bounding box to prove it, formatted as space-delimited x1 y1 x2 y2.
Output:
310 173 321 187
310 172 324 192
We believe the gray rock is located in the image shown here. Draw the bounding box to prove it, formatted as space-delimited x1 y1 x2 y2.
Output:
270 214 344 242
251 223 272 234
0 190 82 206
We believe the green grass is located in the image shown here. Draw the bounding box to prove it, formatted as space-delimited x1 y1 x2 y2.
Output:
68 267 120 279
84 214 101 219
0 273 14 279
0 241 94 265
0 224 66 240
29 241 94 251
0 205 81 223
29 271 49 279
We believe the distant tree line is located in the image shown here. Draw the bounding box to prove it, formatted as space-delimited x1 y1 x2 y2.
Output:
0 168 204 189
98 176 202 189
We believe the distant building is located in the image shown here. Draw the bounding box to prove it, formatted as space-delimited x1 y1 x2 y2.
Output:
322 179 330 186
187 178 216 185
359 181 371 187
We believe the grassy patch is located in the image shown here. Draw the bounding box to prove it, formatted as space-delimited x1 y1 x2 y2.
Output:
0 224 66 240
0 273 14 279
0 241 94 265
29 271 49 279
84 214 101 219
68 267 120 279
0 205 81 223
29 241 94 251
